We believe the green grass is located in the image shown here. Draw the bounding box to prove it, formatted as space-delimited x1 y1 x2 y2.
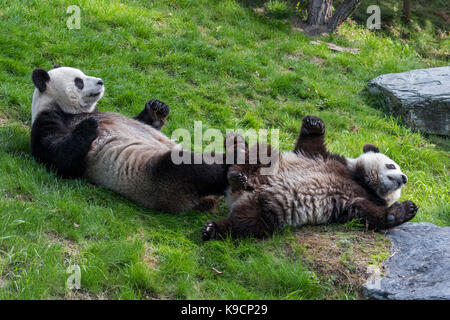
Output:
0 0 448 299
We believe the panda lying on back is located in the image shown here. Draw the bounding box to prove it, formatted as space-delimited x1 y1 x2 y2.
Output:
202 116 418 240
30 66 229 213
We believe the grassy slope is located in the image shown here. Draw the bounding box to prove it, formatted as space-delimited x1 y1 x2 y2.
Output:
0 0 448 299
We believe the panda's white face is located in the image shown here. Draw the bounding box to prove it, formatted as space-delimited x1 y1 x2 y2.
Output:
31 66 104 123
347 145 408 206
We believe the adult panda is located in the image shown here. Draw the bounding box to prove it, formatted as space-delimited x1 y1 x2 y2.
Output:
30 66 229 213
202 116 418 240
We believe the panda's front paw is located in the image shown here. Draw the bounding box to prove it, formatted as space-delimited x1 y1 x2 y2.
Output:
146 99 170 118
402 200 418 221
228 170 248 191
143 99 170 130
202 220 217 241
387 200 418 228
302 115 325 135
73 117 98 143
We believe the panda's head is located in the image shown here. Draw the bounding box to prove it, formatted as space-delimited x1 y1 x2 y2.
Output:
347 144 408 206
31 66 104 123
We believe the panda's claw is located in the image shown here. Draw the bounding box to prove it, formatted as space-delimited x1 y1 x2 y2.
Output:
228 170 248 191
146 99 170 118
302 115 325 135
202 220 217 241
387 200 418 228
403 200 418 221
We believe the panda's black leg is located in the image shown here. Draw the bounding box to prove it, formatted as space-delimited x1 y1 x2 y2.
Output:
31 111 98 178
151 150 229 198
293 115 328 158
53 118 98 177
202 194 280 241
133 99 170 130
345 199 418 230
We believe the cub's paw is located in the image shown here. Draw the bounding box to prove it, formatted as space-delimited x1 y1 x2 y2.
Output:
227 169 248 191
74 117 98 143
401 200 418 222
386 201 418 228
302 115 325 135
147 100 169 130
146 99 170 119
202 220 217 241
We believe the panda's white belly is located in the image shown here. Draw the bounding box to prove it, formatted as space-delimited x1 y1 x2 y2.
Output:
84 112 175 198
244 152 354 227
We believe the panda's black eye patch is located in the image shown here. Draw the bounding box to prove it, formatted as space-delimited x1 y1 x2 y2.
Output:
74 77 84 90
386 164 396 170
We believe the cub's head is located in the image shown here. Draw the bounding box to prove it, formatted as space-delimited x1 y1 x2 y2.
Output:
347 144 408 206
31 66 104 123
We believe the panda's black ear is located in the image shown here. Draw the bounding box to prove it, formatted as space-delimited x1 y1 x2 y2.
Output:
53 64 61 69
363 144 380 153
32 68 50 92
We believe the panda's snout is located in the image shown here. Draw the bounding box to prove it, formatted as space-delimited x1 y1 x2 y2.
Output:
401 174 408 184
388 174 408 185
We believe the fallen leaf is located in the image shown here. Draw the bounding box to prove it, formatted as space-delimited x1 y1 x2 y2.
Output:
211 267 223 275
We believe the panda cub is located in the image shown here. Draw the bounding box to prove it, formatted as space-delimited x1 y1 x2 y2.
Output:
31 66 229 213
202 115 418 240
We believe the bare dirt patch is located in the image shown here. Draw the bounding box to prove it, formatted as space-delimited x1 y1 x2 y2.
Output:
5 186 33 203
0 116 8 126
311 56 326 66
294 225 391 298
64 289 107 300
286 50 304 60
47 232 81 258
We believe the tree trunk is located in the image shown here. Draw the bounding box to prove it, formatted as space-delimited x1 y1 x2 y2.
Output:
304 0 363 34
307 0 333 26
402 0 411 23
326 0 363 32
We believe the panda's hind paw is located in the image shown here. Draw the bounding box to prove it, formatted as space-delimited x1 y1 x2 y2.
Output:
146 99 170 118
403 200 418 221
202 220 217 241
387 200 418 228
228 170 248 191
302 115 325 135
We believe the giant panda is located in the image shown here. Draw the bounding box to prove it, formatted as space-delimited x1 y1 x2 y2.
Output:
30 66 230 213
202 115 418 240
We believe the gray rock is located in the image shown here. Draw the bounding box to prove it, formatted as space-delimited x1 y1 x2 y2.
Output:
368 67 450 136
363 222 450 300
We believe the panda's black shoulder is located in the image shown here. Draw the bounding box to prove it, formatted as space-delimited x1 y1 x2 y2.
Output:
32 106 70 132
31 105 72 151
